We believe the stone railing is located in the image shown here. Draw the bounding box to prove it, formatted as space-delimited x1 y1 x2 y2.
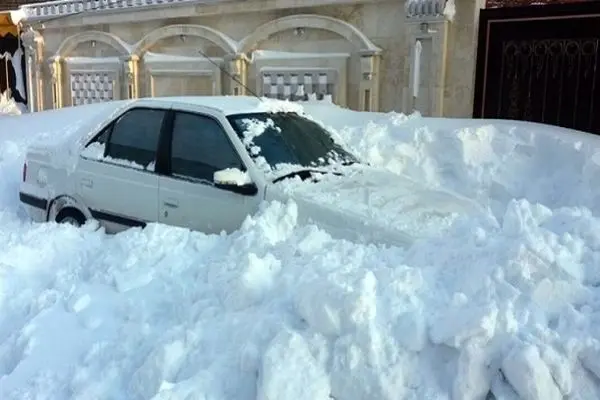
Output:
20 0 220 20
20 0 448 22
405 0 448 18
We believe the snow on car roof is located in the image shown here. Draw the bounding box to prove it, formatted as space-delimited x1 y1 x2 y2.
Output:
156 95 305 116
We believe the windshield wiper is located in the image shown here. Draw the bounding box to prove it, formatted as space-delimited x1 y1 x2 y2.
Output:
272 168 342 183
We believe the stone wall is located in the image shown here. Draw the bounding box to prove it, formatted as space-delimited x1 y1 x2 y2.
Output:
18 0 484 118
442 0 486 118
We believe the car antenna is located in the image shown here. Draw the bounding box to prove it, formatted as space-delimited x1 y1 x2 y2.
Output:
196 47 264 102
21 0 265 102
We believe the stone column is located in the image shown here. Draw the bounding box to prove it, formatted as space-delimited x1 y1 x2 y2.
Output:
48 56 63 109
21 27 43 112
124 55 139 99
225 54 249 96
404 19 449 117
359 50 381 112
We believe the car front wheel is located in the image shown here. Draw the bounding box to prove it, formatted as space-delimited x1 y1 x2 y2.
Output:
55 208 86 227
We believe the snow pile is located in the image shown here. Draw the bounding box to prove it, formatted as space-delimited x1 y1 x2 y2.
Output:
302 101 600 217
9 9 27 25
0 91 24 115
1 100 600 399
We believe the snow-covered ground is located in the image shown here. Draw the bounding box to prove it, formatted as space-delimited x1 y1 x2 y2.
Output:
2 99 600 400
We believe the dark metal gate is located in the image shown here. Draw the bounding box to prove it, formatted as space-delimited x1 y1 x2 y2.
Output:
473 2 600 134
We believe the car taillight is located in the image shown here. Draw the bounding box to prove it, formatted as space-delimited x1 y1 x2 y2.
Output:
22 162 27 182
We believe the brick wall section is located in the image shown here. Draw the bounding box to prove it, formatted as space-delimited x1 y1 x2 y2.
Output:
0 0 48 12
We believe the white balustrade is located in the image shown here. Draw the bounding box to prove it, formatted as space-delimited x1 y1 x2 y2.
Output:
20 0 222 20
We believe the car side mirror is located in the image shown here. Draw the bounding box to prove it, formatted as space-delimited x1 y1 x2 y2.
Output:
213 168 258 196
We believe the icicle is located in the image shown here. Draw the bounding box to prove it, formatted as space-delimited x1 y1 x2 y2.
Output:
413 40 422 99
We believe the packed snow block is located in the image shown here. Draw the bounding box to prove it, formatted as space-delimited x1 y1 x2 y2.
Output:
257 329 330 400
453 340 493 400
579 345 600 381
429 302 498 348
504 245 551 285
501 344 562 400
540 345 572 395
490 371 521 400
129 339 186 399
501 199 552 237
294 271 377 337
223 252 281 311
329 333 406 400
240 200 298 246
392 309 427 352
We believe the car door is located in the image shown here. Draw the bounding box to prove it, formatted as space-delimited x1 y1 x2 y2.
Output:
158 110 261 234
75 107 167 233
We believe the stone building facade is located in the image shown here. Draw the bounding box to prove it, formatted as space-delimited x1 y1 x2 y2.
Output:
13 0 486 117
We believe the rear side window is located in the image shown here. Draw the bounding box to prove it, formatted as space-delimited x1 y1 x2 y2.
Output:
170 112 244 181
106 108 165 170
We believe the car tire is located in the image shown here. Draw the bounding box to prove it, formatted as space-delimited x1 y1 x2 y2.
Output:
55 208 86 227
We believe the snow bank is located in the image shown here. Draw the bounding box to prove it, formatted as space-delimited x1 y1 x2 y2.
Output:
302 101 600 217
1 100 600 399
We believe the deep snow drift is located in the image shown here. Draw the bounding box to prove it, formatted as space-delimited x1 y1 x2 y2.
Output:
2 99 600 400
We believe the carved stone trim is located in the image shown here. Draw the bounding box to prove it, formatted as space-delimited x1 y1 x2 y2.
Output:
224 54 249 96
47 56 63 109
123 55 139 99
405 0 448 19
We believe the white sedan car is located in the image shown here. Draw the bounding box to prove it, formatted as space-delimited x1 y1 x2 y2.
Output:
19 96 481 248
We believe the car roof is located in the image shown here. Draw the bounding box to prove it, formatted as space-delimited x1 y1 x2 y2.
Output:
132 95 298 116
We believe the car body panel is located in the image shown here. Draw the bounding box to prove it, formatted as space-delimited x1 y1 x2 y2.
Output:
19 96 484 248
74 159 159 232
158 175 262 234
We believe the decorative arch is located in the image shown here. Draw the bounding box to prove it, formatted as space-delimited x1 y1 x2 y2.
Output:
131 24 238 57
239 14 381 54
55 31 131 57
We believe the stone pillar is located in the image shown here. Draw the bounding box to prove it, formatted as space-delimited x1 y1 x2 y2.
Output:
359 50 381 112
404 19 449 117
21 27 43 112
124 55 139 99
225 54 249 96
48 56 63 109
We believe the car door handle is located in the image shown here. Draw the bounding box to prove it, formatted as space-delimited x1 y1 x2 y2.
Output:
81 178 93 188
163 200 179 209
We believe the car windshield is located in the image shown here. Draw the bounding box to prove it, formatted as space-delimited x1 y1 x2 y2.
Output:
227 112 359 174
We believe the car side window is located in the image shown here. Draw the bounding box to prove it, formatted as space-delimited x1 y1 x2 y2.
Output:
106 108 165 170
170 112 244 182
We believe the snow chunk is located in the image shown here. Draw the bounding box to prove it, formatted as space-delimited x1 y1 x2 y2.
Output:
502 344 563 400
255 97 304 115
443 0 456 21
0 91 24 115
258 329 330 400
9 9 27 25
213 168 252 186
429 301 498 348
295 271 378 337
223 252 281 310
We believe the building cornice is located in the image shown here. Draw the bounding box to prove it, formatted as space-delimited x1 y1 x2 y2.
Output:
19 0 399 27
